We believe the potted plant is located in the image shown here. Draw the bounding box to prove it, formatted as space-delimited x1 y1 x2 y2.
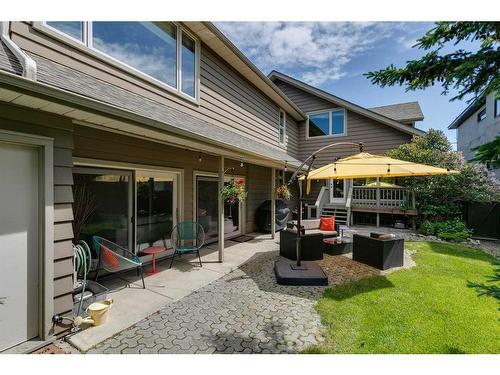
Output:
276 184 292 200
221 178 247 204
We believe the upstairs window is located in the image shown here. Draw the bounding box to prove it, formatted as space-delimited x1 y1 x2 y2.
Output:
46 22 84 42
477 108 486 122
307 109 345 138
495 96 500 118
278 109 286 144
41 22 199 99
92 22 178 89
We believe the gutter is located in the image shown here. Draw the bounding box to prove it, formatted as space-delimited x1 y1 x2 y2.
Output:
0 21 37 80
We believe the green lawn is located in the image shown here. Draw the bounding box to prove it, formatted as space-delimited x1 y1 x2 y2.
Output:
307 241 500 354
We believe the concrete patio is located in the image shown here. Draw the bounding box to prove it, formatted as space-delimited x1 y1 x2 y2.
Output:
68 233 279 352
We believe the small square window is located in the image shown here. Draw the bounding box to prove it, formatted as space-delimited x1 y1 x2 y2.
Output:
477 108 486 122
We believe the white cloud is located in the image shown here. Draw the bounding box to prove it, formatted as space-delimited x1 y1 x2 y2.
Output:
217 22 409 86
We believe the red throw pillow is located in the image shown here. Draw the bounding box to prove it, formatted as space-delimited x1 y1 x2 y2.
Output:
320 217 335 231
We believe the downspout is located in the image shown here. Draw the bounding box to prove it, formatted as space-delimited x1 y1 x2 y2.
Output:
0 21 37 80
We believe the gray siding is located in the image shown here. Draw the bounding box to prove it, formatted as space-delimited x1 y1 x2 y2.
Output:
246 165 272 232
456 92 500 179
73 126 272 233
275 79 413 167
0 103 74 334
10 22 299 159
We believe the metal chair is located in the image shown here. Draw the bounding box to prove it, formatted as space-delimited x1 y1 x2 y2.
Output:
169 221 205 268
92 236 145 288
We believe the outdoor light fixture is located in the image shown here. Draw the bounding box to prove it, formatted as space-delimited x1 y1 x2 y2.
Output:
284 161 287 172
198 154 202 163
240 159 244 167
387 164 391 173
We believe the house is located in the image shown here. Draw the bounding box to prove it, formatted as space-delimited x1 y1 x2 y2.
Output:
0 21 424 352
448 92 500 179
269 71 425 227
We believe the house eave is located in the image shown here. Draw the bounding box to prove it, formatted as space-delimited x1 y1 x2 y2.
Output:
269 70 426 137
0 69 302 169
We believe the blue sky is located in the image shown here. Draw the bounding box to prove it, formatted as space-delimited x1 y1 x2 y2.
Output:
216 22 477 147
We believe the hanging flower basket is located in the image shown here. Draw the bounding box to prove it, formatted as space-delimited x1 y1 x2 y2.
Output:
276 184 292 200
221 178 247 204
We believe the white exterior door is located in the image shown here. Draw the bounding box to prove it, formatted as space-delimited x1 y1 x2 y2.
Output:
0 142 39 351
329 178 346 205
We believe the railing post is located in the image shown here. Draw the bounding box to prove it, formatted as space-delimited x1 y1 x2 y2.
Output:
271 167 276 239
412 190 416 209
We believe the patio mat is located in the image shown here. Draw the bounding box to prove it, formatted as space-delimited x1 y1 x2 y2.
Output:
231 235 255 243
31 343 67 354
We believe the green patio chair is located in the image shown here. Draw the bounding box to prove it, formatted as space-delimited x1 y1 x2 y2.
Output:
169 221 205 268
92 236 145 289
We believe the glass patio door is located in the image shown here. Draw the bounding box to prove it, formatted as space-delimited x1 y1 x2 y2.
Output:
329 178 346 204
73 167 133 249
135 171 178 253
195 175 243 244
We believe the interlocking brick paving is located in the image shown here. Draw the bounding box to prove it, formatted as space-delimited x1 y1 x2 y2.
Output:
86 249 412 354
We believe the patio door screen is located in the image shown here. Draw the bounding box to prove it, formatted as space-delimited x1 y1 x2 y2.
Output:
136 171 178 252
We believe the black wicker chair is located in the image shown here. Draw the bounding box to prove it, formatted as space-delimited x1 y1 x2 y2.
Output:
279 229 324 261
352 234 404 270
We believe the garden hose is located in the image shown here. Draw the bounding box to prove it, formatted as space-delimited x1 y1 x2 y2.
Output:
73 240 92 316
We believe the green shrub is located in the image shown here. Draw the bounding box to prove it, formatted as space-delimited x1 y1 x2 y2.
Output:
419 219 472 242
437 231 470 242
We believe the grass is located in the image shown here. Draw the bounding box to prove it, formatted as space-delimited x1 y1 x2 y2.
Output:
307 241 500 354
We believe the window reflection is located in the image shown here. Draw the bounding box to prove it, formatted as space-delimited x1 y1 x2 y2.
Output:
92 22 177 88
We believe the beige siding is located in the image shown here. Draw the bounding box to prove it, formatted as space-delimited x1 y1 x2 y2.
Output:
10 22 299 159
246 165 272 232
0 103 75 333
74 126 243 221
275 79 413 167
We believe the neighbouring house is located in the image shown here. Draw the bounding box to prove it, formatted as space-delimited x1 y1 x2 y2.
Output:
448 92 500 179
0 21 424 351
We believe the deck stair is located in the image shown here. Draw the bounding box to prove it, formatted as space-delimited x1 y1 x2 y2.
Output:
321 204 348 225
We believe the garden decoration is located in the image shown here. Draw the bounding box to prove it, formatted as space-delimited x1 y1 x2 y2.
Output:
276 184 292 200
221 177 247 203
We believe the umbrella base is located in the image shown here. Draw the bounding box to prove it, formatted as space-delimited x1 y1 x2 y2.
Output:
274 259 328 286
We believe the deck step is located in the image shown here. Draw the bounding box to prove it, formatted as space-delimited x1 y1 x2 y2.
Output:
321 206 348 225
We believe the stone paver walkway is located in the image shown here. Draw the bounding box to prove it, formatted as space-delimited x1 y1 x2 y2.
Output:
87 251 326 354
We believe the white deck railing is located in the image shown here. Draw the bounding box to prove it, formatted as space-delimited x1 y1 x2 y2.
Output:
351 186 414 209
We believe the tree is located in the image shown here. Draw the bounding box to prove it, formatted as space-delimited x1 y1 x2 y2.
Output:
366 22 500 102
467 259 500 304
471 136 500 168
387 129 500 222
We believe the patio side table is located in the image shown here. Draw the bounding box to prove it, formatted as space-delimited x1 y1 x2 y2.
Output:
142 246 166 275
323 237 352 255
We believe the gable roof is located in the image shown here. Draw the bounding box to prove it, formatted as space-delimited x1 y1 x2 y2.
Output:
268 70 425 137
369 102 424 122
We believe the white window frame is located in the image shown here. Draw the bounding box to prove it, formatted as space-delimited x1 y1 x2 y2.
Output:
306 108 346 139
278 109 286 145
477 107 487 123
33 21 201 103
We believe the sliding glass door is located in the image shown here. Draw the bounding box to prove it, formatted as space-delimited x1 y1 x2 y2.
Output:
136 171 177 252
73 168 133 249
195 174 243 243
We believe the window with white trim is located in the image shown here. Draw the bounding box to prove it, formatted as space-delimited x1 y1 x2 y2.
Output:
42 21 199 99
307 109 345 138
278 109 286 144
477 108 486 122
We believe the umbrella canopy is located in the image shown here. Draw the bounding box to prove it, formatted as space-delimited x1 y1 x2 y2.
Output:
302 152 459 180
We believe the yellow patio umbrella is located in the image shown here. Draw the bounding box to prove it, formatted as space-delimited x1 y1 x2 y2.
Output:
301 152 459 193
366 181 400 187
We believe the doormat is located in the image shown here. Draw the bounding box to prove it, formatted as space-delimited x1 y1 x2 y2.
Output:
231 235 254 243
31 343 67 354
